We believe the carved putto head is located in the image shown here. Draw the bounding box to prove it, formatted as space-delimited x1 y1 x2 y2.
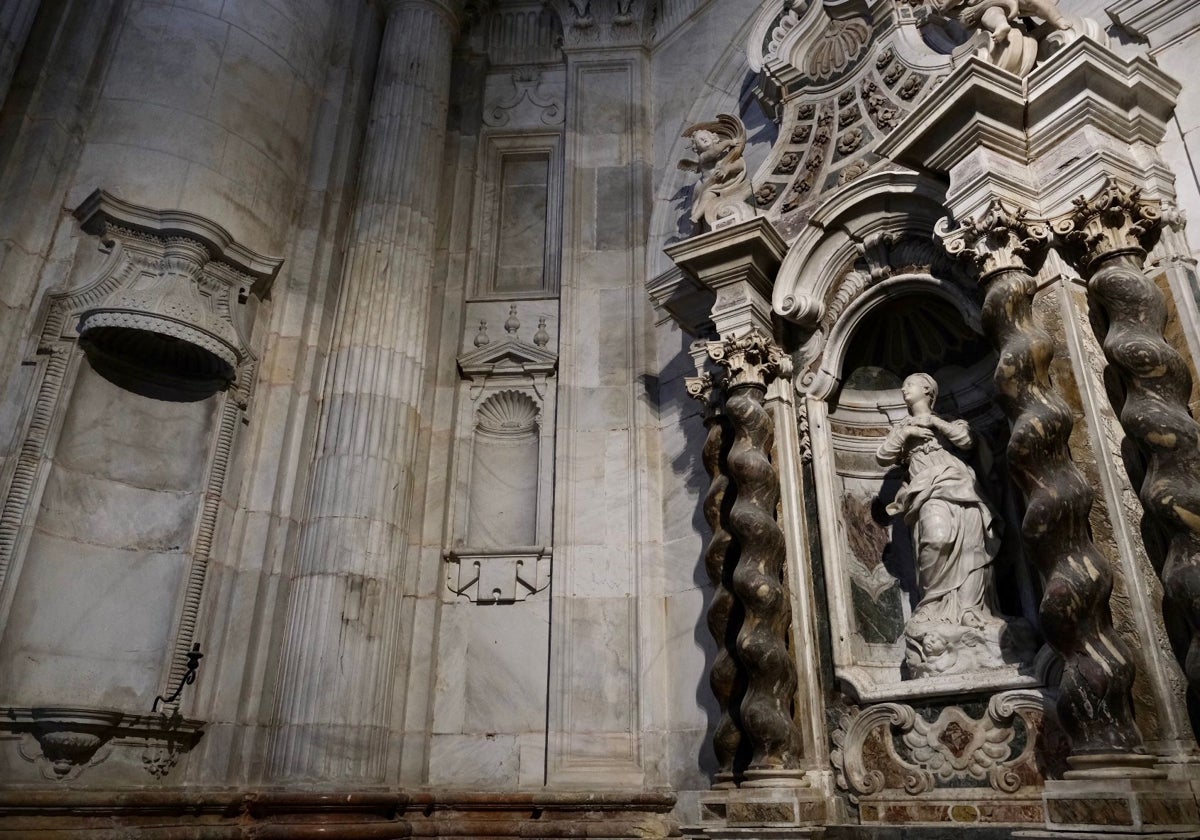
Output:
677 114 756 232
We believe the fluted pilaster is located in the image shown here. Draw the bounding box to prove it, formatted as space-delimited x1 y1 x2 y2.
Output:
707 331 801 784
686 373 742 787
939 201 1145 762
1056 180 1200 723
267 0 458 782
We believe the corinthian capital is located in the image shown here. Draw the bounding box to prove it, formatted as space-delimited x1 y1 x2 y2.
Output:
1052 178 1163 277
706 329 790 392
936 199 1050 282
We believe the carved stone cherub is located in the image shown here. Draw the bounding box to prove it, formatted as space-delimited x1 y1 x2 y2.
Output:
677 114 755 232
931 0 1071 75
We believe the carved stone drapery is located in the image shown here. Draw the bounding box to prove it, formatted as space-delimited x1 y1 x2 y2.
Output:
1054 180 1200 715
704 330 802 783
938 200 1145 762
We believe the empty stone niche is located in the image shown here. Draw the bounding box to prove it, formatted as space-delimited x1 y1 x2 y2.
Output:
468 390 541 547
447 305 557 604
0 191 278 781
806 281 1045 702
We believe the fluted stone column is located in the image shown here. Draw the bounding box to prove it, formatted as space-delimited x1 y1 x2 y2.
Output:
267 0 459 782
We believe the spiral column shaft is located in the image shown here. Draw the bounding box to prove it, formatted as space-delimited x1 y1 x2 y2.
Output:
1058 182 1200 722
706 331 801 781
940 203 1143 758
686 372 743 786
267 0 458 782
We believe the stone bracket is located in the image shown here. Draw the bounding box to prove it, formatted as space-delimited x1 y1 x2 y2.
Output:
444 548 551 604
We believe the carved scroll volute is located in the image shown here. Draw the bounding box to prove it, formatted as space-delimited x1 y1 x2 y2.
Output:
707 329 802 781
937 201 1145 762
1054 180 1200 716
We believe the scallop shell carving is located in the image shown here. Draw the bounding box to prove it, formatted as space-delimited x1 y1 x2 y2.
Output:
476 389 539 434
807 17 871 80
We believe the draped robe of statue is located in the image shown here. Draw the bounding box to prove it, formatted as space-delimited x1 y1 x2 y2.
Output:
876 388 1028 678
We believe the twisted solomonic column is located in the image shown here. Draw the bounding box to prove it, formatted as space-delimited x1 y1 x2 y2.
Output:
938 201 1146 766
1055 180 1200 714
706 330 802 784
686 371 743 787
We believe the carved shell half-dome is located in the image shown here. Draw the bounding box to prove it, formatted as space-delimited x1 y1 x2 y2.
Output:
807 16 871 80
476 389 539 435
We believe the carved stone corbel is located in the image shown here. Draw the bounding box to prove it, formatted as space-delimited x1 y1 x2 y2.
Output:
1054 179 1200 715
937 199 1145 764
707 330 802 783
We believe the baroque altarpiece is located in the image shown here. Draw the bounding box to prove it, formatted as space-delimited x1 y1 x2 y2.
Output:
1 0 1200 837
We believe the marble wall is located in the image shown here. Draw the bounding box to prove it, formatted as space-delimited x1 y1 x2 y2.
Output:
1 0 1200 836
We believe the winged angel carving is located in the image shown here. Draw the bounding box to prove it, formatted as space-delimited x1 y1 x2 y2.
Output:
678 114 756 232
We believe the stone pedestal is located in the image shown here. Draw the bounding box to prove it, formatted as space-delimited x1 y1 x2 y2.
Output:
691 787 826 837
1042 778 1199 834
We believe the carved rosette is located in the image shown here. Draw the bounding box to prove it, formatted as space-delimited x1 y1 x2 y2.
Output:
937 204 1144 759
707 330 801 780
688 373 743 786
1055 180 1200 709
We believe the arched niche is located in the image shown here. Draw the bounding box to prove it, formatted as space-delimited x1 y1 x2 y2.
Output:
800 274 1046 702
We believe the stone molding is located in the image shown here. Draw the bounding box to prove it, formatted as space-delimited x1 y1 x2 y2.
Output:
1108 0 1200 52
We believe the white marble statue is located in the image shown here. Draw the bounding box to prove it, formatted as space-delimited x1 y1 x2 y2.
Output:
876 373 1027 678
677 114 755 231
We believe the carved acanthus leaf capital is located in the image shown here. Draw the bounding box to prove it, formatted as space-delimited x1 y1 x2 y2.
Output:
936 199 1049 281
1052 178 1163 277
707 329 790 391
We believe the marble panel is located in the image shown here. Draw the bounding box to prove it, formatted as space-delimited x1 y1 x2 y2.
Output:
36 466 200 551
0 534 187 708
427 732 523 788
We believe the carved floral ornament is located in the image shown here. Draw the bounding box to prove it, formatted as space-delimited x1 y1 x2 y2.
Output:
936 199 1051 280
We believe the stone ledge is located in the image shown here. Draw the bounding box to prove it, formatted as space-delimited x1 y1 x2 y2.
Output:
0 788 680 839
